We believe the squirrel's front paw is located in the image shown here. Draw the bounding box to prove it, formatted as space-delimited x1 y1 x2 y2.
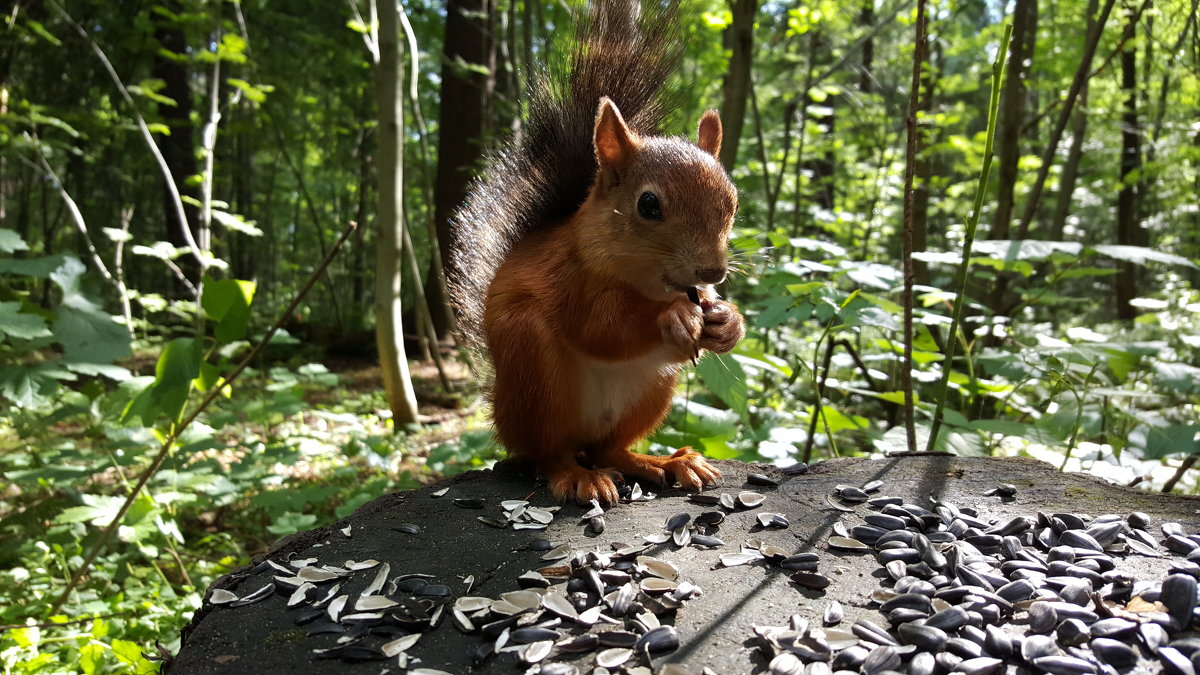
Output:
657 300 703 360
698 301 745 354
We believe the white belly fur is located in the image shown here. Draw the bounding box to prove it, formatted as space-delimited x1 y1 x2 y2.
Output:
577 346 679 440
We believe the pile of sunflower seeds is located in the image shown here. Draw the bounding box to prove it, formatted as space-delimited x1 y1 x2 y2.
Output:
207 554 453 668
203 489 707 673
203 467 1199 674
754 480 1200 675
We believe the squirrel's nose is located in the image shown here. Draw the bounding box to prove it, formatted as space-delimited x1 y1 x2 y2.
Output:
696 267 727 284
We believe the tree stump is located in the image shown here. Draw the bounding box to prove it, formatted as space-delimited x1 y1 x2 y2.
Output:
169 456 1199 674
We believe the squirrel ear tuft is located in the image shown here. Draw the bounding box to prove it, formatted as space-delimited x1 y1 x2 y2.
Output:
594 97 639 171
696 110 722 159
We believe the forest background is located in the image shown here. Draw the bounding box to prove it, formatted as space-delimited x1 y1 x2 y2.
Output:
1 0 1199 671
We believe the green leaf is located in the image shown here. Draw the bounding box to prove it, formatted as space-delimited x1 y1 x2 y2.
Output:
730 351 791 378
696 352 749 422
55 493 126 527
698 435 740 459
1090 245 1198 269
1049 266 1119 282
267 511 318 535
226 78 273 104
840 261 900 290
789 237 846 257
1152 362 1200 395
25 19 63 45
1128 424 1200 459
111 639 158 674
0 301 52 340
811 405 871 433
123 338 203 424
49 257 132 363
971 257 1034 276
211 209 263 236
79 640 105 674
63 361 133 381
129 79 176 106
0 228 29 253
0 254 68 277
131 241 189 260
0 362 72 408
843 303 899 331
672 399 740 438
967 419 1060 444
873 423 983 455
753 296 797 330
973 240 1084 261
102 227 133 243
201 278 256 343
1104 348 1138 383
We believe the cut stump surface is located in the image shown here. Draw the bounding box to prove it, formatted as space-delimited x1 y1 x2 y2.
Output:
170 456 1200 674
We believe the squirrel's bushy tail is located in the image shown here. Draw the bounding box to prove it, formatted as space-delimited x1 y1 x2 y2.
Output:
448 0 681 354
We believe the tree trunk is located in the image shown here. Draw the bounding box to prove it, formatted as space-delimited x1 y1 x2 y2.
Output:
1049 82 1089 241
1115 3 1142 321
375 0 419 427
912 32 936 287
429 0 493 339
719 0 757 171
802 31 836 216
859 0 875 93
991 0 1037 241
353 123 373 327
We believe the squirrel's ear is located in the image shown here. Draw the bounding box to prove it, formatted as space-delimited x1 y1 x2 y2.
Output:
594 97 640 172
696 110 722 159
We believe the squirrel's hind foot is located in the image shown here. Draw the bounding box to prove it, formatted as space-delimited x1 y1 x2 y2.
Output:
656 447 722 491
545 462 622 505
593 447 721 493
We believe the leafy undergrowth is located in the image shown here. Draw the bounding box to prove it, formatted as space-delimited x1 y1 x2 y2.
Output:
0 356 489 673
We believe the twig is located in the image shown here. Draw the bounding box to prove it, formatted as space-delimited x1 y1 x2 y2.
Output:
50 221 359 616
28 148 134 337
802 336 837 463
927 25 1013 451
1163 456 1197 493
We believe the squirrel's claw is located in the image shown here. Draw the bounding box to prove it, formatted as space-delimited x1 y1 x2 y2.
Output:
546 464 622 505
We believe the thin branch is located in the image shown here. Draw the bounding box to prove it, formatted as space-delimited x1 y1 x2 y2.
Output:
1163 456 1197 493
397 0 454 337
50 221 359 616
29 147 134 336
927 25 1013 451
1015 0 1133 237
48 0 207 273
349 0 380 63
808 0 912 92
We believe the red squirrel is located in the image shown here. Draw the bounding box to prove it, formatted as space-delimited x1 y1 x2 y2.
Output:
448 0 745 504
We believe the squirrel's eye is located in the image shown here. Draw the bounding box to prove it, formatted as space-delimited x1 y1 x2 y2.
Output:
637 191 663 220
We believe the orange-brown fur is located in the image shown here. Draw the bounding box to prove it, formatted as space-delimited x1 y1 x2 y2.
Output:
482 100 745 503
